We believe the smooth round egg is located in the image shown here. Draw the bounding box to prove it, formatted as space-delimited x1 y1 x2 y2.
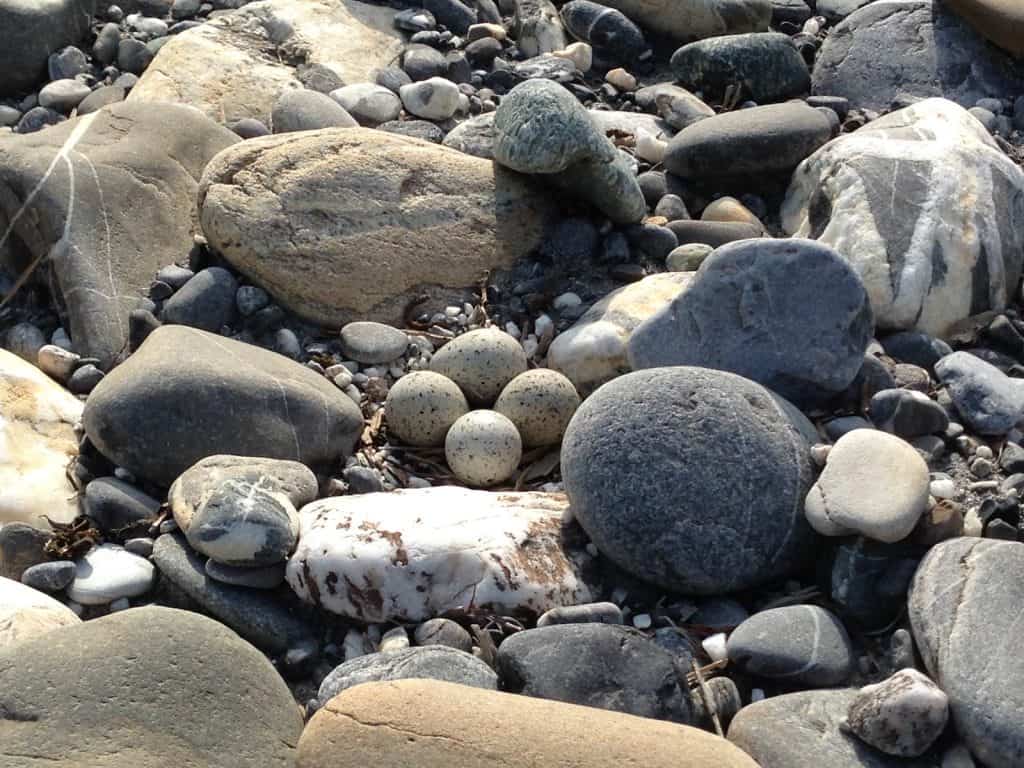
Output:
444 410 522 487
429 327 528 406
385 371 470 446
494 369 581 447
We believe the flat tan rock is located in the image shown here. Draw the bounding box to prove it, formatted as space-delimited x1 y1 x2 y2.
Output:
298 679 760 767
129 0 404 126
199 128 552 328
0 349 82 527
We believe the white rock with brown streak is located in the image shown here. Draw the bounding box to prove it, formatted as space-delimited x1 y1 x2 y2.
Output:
0 349 82 528
286 487 593 622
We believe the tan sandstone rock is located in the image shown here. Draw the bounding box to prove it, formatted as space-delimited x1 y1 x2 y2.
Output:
199 128 552 328
0 577 80 650
298 679 760 768
129 0 404 126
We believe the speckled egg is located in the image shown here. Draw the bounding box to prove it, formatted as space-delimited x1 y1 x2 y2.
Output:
429 327 528 406
385 371 470 447
494 369 581 447
445 410 522 487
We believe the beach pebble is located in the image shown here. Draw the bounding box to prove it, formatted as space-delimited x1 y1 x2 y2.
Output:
493 369 580 447
845 668 949 757
67 544 155 605
385 371 470 446
430 327 528 405
340 321 409 364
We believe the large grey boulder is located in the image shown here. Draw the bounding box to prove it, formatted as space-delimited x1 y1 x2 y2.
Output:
496 623 692 722
0 103 238 368
83 325 363 486
909 538 1024 768
561 367 817 595
0 606 303 766
783 98 1024 337
199 128 552 328
128 0 404 126
728 689 935 767
812 0 1024 112
493 79 646 224
598 0 770 41
628 238 873 405
0 0 95 96
314 646 498 711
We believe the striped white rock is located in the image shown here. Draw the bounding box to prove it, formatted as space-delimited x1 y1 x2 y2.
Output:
0 349 82 528
286 487 593 622
783 98 1024 337
0 576 80 650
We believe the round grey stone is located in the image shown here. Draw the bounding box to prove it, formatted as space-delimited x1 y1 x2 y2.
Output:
561 366 816 594
414 618 473 652
21 560 76 592
271 89 357 134
339 321 409 364
160 267 237 332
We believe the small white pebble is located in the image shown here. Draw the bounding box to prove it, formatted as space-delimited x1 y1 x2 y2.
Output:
702 632 729 662
963 507 983 537
114 467 135 483
333 370 353 388
632 613 652 630
810 444 831 466
522 336 539 359
552 292 582 311
929 476 956 499
363 367 384 378
535 314 554 339
505 321 521 339
380 626 410 653
343 629 367 661
974 445 993 460
445 306 461 317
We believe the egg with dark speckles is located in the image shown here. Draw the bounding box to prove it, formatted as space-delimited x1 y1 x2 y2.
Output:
429 327 528 406
494 369 581 447
385 371 469 446
445 410 522 487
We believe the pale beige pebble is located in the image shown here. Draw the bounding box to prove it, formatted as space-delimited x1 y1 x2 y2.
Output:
666 243 713 272
0 349 82 528
467 22 506 40
429 327 528 406
445 410 522 487
635 128 666 163
701 196 764 231
384 371 469 447
36 344 80 383
494 369 581 447
0 576 81 650
845 668 949 757
551 41 592 72
605 68 637 91
297 679 760 767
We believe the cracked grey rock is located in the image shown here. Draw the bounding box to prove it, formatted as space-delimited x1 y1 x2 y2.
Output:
493 79 646 224
0 606 303 766
561 366 817 594
0 102 237 368
83 325 363 486
909 537 1024 768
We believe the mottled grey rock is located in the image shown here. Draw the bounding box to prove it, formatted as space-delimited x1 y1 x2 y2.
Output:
153 532 313 653
493 78 646 224
909 537 1024 768
935 351 1024 435
728 689 928 767
847 669 949 757
83 326 363 486
497 624 691 721
314 645 497 711
0 0 95 95
0 103 237 368
664 102 834 178
0 606 303 766
561 367 816 594
628 238 872 405
726 605 854 686
560 0 648 62
443 112 498 158
671 33 809 104
169 454 317 567
812 0 1024 112
783 99 1024 337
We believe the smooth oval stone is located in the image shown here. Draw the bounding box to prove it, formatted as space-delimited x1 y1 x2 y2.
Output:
313 645 497 711
665 220 763 246
38 79 92 113
204 558 286 589
85 476 162 532
339 321 409 364
21 561 76 593
726 605 854 687
664 102 834 178
414 618 473 652
161 266 238 332
271 89 357 133
561 367 816 595
670 32 809 103
77 85 128 115
560 0 648 62
536 601 623 626
67 544 155 605
935 351 1024 435
847 669 949 757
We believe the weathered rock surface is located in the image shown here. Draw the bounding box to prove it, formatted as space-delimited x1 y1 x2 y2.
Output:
496 623 692 722
0 103 237 367
598 0 770 42
83 325 363 486
0 576 80 650
627 238 872 405
909 538 1024 768
812 0 1024 111
783 98 1024 337
0 349 81 527
562 367 816 595
547 272 694 395
298 680 760 767
946 0 1024 57
0 0 95 95
314 646 497 710
128 0 404 126
199 128 551 328
286 487 592 622
846 669 949 757
0 606 303 766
